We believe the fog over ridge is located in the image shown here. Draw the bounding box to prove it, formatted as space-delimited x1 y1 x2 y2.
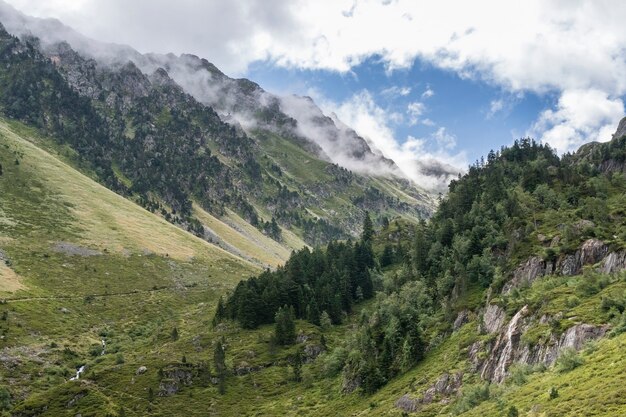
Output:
0 0 459 192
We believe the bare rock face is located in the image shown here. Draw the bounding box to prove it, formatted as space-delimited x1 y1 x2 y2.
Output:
478 305 607 383
560 324 607 351
453 310 470 331
303 344 325 363
395 394 420 413
422 372 463 403
480 305 529 383
395 372 463 412
557 238 608 276
503 257 552 294
599 251 626 274
158 365 195 396
234 361 262 376
503 239 611 294
482 304 506 334
564 239 608 275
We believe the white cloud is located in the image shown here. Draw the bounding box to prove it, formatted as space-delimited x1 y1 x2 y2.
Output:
432 127 456 150
381 85 411 97
11 1 626 94
527 89 624 153
487 99 504 119
6 0 626 172
314 89 466 191
407 101 426 126
421 87 434 99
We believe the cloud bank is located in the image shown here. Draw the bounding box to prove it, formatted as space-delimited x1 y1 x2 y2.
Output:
5 0 626 172
314 90 466 192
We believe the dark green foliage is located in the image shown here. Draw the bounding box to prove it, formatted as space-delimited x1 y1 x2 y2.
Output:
274 306 296 345
292 347 303 382
343 280 430 393
0 387 10 411
549 386 559 400
453 383 491 414
507 405 519 417
220 237 374 329
213 337 227 394
379 244 394 268
556 348 584 372
362 211 374 243
213 296 226 328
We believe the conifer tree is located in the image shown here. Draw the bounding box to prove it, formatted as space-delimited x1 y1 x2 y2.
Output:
292 347 303 382
362 211 374 243
274 305 296 345
213 337 227 394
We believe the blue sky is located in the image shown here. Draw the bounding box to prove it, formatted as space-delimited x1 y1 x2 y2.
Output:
247 56 547 165
7 0 626 188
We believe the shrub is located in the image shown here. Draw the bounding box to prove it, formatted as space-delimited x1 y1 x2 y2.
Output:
555 348 584 372
549 386 559 399
565 295 580 308
454 383 490 414
321 347 348 377
507 406 519 417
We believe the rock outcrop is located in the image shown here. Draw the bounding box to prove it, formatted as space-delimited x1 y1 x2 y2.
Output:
395 371 463 412
503 239 618 294
158 365 195 396
482 304 506 334
599 251 626 274
480 306 529 382
503 257 552 294
453 310 470 331
478 305 608 383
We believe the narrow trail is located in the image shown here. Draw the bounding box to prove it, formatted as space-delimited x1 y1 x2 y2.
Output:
1 283 219 303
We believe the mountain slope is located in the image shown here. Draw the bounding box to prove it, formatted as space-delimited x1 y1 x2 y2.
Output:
0 116 264 414
0 3 435 256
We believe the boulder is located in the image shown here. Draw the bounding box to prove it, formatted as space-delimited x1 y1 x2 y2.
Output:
136 366 147 375
158 365 194 396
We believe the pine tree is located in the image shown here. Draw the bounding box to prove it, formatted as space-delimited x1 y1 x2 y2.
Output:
320 310 332 331
213 337 227 394
292 347 303 382
362 211 374 243
306 299 321 325
380 244 394 267
213 296 226 327
274 305 296 345
171 327 179 341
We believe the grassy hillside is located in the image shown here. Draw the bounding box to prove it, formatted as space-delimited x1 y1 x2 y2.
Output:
0 118 262 415
2 116 626 417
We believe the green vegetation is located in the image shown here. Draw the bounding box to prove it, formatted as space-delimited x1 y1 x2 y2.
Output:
1 20 626 417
